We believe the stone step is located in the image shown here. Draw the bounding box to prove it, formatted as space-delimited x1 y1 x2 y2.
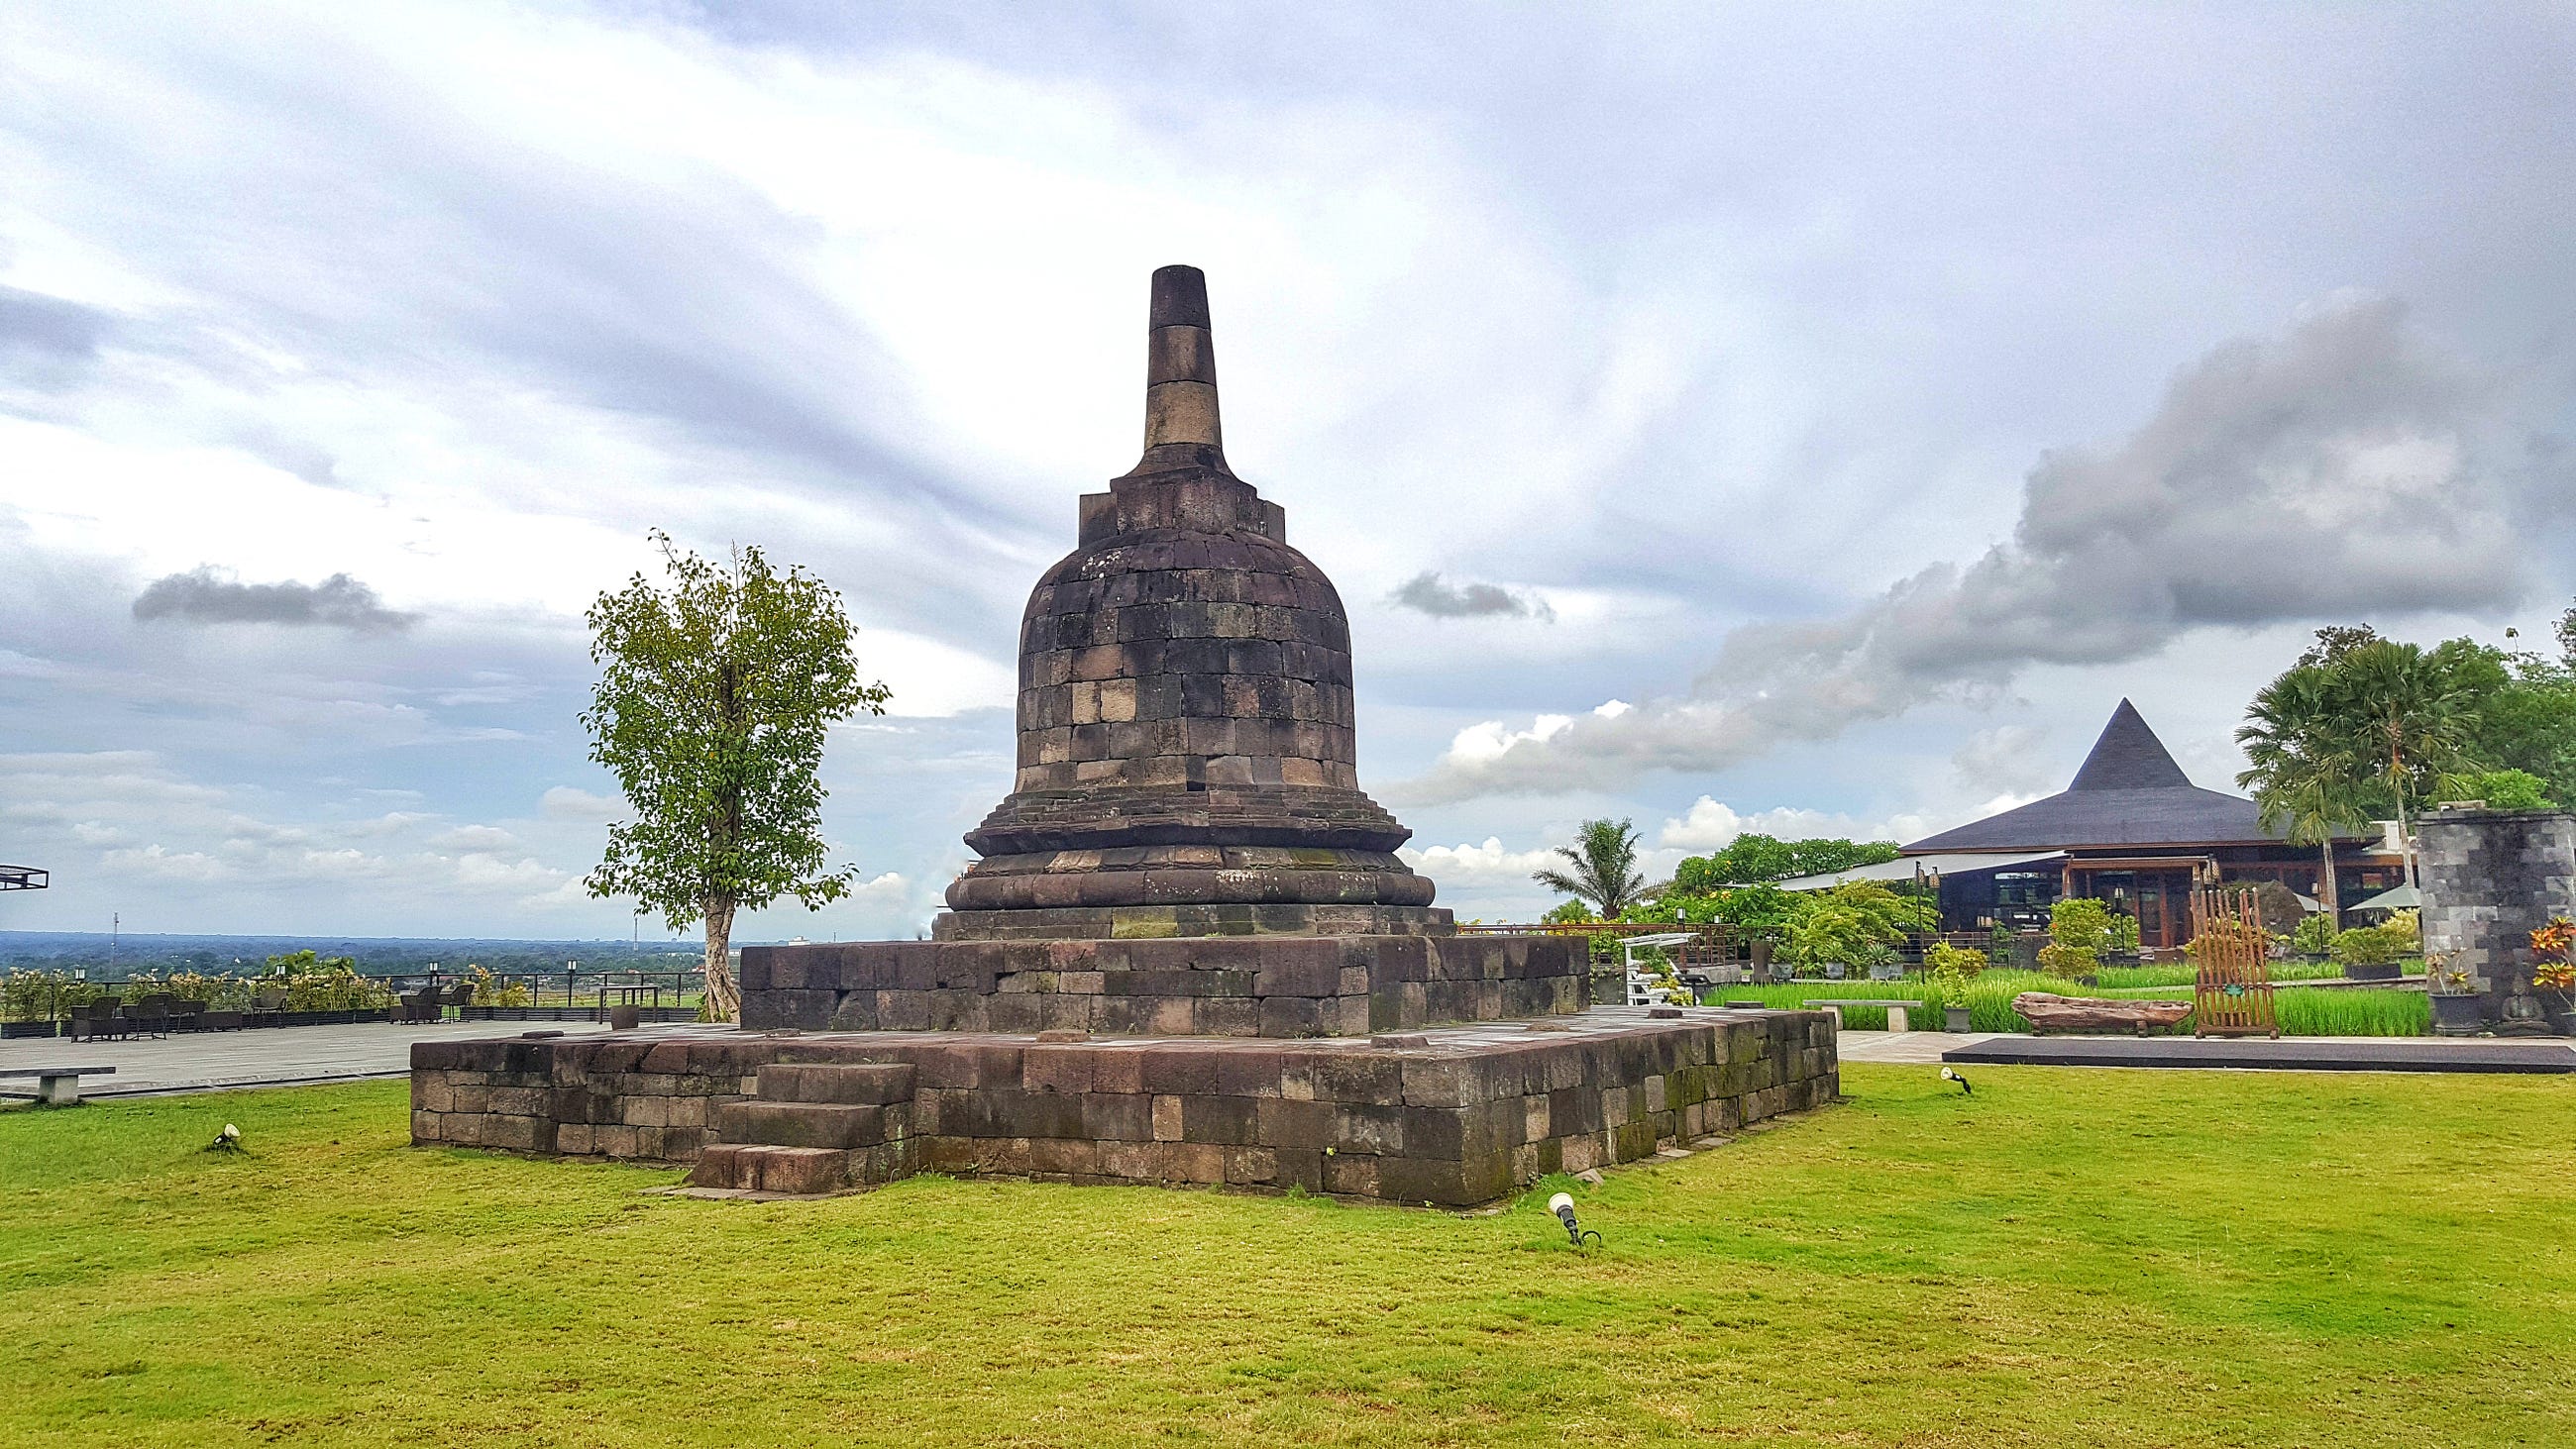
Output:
684 1144 850 1195
716 1099 895 1150
755 1063 916 1105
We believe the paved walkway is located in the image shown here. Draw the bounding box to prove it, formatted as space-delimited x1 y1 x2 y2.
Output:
1833 1030 2006 1064
0 1020 618 1098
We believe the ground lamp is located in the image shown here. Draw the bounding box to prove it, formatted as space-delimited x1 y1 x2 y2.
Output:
1548 1191 1602 1248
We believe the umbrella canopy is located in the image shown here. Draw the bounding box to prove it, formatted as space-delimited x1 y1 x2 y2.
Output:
2347 883 2420 914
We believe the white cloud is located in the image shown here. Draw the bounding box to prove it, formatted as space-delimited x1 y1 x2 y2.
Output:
1394 298 2569 805
539 785 622 821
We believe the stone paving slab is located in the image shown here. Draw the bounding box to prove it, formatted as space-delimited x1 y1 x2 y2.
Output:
0 1020 621 1098
1943 1035 2576 1074
1833 1030 2004 1065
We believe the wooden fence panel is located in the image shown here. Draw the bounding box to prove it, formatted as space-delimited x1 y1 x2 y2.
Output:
2191 887 2278 1038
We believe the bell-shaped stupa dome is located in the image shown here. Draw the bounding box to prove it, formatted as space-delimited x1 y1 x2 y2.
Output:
939 266 1446 942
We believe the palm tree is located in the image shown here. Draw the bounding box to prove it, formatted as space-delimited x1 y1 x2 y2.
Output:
2237 665 2376 918
2331 640 2480 887
1533 818 1652 919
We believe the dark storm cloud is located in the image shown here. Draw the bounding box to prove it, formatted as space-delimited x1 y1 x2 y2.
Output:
133 568 420 633
1390 571 1554 620
1396 296 2565 803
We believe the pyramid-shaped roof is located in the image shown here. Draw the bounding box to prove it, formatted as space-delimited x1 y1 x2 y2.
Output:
1902 700 2285 853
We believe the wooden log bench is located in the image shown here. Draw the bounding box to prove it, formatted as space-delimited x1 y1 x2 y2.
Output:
0 1065 116 1105
1802 998 1916 1032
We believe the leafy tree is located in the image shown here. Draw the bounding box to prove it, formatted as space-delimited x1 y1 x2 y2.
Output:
2237 631 2491 897
583 532 890 1022
1780 880 1935 974
2295 624 2384 670
1531 818 1652 919
2236 663 2375 918
2441 641 2576 805
2458 768 2556 811
2333 639 2479 884
1671 833 1898 889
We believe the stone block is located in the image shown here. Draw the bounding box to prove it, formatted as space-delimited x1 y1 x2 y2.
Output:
1322 1152 1379 1197
1180 1094 1258 1145
1159 1142 1228 1185
1314 1051 1401 1104
752 1145 852 1195
1023 1047 1097 1094
720 1101 887 1150
1141 1050 1219 1096
1151 1094 1184 1142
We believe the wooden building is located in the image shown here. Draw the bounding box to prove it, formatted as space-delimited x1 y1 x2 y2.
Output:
1890 700 2400 947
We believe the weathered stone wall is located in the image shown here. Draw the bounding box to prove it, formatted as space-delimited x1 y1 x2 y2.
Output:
2419 807 2576 1018
410 1009 1835 1206
739 933 1589 1039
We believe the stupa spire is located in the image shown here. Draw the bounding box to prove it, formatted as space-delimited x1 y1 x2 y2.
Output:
1136 263 1226 466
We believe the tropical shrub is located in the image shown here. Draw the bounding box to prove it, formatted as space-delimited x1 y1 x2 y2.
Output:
2530 917 2575 998
2 970 107 1022
2382 907 2421 952
2106 911 2142 955
1925 942 1986 995
2038 898 2116 980
1782 881 1935 974
2291 913 2338 957
467 964 532 1008
2331 925 2402 970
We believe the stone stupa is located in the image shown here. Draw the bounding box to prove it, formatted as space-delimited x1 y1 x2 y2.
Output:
942 264 1443 942
739 265 1584 1037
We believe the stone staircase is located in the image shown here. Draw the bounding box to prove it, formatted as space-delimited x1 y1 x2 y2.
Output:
684 1062 920 1196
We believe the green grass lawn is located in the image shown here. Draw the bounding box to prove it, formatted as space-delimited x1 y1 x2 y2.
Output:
5 1067 2571 1447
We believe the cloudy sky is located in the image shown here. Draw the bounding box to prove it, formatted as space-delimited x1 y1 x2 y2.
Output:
4 2 2572 940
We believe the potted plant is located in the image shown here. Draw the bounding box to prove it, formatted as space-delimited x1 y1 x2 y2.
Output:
2330 922 2405 983
2425 953 2486 1036
2530 918 2576 1037
1925 942 1985 1032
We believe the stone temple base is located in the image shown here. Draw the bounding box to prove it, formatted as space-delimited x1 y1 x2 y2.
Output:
738 933 1588 1040
407 1006 1838 1206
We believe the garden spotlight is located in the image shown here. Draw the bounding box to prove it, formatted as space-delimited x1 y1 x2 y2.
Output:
1548 1191 1601 1249
1941 1067 1973 1095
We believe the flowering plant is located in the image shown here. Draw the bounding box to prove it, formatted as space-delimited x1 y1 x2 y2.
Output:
2531 918 2576 996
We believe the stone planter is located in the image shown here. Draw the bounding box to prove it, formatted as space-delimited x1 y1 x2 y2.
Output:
2547 1008 2576 1038
0 1020 60 1039
1944 1005 1974 1033
2429 993 2487 1036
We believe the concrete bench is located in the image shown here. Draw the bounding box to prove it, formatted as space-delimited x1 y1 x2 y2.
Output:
0 1065 116 1105
1801 999 1917 1032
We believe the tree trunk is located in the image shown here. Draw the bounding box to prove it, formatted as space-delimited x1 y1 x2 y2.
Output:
701 899 741 1023
2317 837 2339 920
